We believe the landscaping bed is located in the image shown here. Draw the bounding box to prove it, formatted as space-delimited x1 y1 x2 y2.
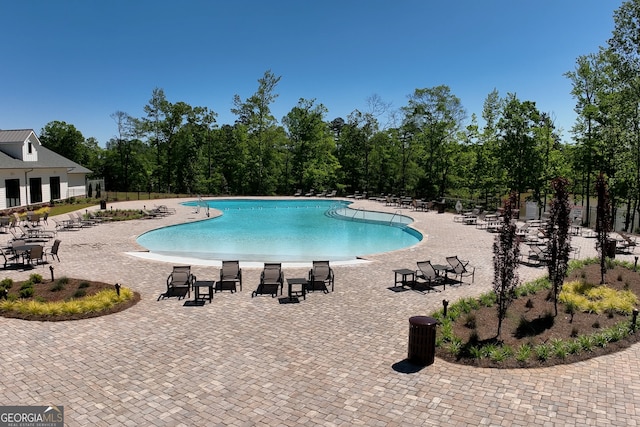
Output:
435 260 640 368
0 276 140 321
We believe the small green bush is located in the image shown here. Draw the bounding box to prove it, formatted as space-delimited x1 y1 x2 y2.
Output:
50 282 65 292
0 278 14 289
29 274 43 284
19 287 34 298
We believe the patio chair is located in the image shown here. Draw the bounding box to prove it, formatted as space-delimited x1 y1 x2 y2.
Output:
44 239 61 262
218 260 242 292
618 232 637 254
252 263 283 297
525 245 549 266
307 260 334 293
0 246 19 268
415 260 444 292
27 245 45 266
159 265 194 300
446 255 475 284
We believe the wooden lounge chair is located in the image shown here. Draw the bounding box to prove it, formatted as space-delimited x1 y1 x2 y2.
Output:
446 255 475 284
415 260 444 292
159 265 194 300
252 263 283 297
218 260 242 292
307 260 334 293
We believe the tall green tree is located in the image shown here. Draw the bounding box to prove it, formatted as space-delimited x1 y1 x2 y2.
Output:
566 52 610 225
231 70 282 194
282 98 339 192
401 85 466 199
608 0 640 231
496 94 543 206
39 121 86 164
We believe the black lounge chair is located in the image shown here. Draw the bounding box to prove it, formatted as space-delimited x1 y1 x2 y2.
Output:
159 265 194 300
252 263 283 297
307 260 334 293
415 260 444 292
218 260 242 292
446 255 475 284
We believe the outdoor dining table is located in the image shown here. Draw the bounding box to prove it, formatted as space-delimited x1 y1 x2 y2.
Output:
10 243 41 264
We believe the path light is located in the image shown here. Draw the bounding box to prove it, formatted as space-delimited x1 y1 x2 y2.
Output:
442 299 449 317
115 283 121 297
635 256 638 272
49 265 54 282
633 308 639 332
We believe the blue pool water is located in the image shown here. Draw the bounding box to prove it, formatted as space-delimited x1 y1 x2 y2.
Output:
136 199 422 262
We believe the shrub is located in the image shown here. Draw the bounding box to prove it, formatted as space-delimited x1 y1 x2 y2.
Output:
19 287 34 298
78 282 90 289
463 313 476 329
534 343 551 361
50 282 65 292
0 278 14 289
515 344 532 362
29 274 43 284
566 340 582 355
72 290 87 299
468 345 483 359
579 335 595 352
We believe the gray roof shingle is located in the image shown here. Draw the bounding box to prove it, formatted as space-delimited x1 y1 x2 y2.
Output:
0 129 92 174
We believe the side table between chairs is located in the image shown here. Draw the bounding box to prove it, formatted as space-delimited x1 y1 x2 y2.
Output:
286 278 307 302
393 268 416 289
193 280 215 304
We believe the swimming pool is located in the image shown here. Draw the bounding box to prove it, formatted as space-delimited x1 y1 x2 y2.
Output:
136 199 422 262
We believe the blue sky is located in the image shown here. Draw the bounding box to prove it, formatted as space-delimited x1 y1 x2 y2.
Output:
0 1 622 146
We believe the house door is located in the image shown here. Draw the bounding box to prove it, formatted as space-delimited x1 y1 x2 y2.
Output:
29 177 42 204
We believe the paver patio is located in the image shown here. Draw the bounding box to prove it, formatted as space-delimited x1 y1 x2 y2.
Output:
0 198 638 426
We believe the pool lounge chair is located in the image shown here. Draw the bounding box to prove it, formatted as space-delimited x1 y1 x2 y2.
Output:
159 265 194 300
252 263 283 297
446 255 475 284
415 260 444 292
307 260 334 293
218 260 242 292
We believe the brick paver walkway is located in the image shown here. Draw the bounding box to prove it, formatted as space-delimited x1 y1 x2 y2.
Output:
1 198 638 426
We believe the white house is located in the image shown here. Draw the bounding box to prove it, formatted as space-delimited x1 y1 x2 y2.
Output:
0 129 92 210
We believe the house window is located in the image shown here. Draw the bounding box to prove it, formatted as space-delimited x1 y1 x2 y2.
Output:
29 177 42 204
5 179 20 207
28 142 33 154
50 176 61 200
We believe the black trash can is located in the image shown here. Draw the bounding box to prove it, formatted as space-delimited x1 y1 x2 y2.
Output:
605 239 617 258
100 200 107 210
408 316 437 366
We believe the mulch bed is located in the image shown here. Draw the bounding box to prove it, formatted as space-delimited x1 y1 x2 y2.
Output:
0 279 140 321
436 263 640 368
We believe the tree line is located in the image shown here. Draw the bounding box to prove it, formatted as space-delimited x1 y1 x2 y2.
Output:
37 1 640 232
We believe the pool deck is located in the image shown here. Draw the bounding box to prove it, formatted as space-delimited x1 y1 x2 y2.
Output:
1 197 639 426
